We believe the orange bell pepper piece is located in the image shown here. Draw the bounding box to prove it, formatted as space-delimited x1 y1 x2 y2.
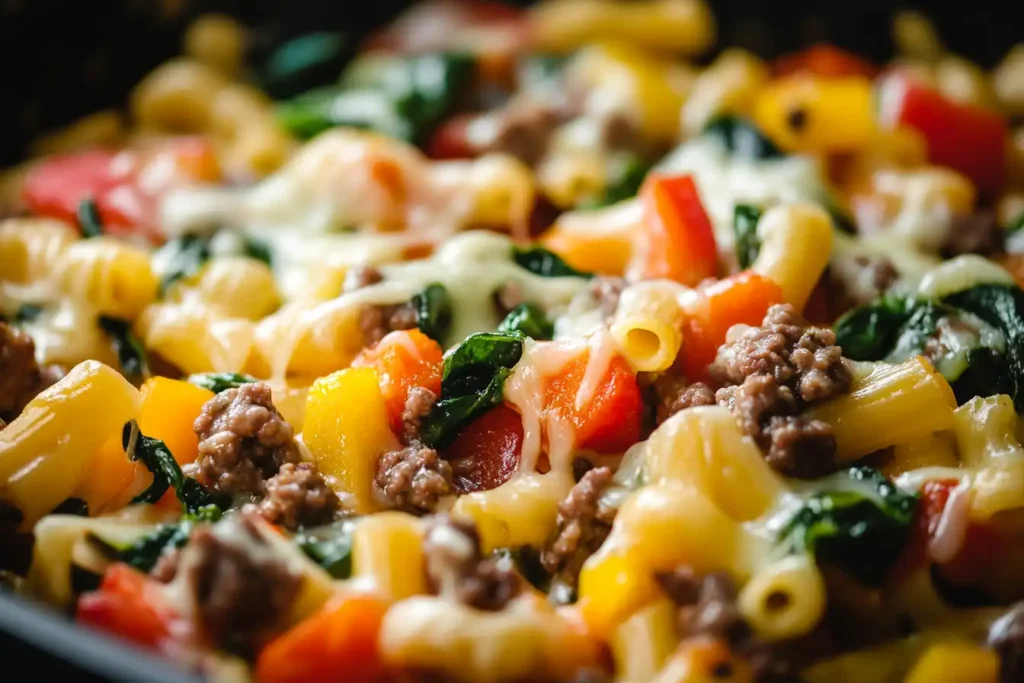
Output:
256 592 392 683
77 563 184 653
680 272 784 382
634 173 718 286
351 329 443 436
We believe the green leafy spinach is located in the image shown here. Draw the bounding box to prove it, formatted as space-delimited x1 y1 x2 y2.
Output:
76 197 103 238
293 520 356 579
420 332 524 448
498 303 554 340
702 116 784 160
259 31 351 99
733 204 762 269
98 316 148 379
156 233 273 296
187 372 259 393
88 505 223 573
579 155 653 210
512 246 593 279
778 466 917 586
411 283 453 344
122 421 228 512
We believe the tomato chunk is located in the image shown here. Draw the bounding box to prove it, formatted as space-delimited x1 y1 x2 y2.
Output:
444 403 524 492
77 563 181 652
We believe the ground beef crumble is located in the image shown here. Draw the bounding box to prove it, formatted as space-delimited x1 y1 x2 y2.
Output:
423 515 520 611
192 383 300 498
181 514 301 657
541 467 617 587
0 321 64 420
342 265 384 293
402 386 437 442
655 566 803 683
374 444 453 514
359 301 419 347
243 462 341 531
989 601 1024 683
709 304 852 478
650 373 716 425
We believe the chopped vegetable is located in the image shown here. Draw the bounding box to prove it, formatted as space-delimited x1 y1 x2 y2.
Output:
411 283 453 344
420 332 524 448
293 520 356 580
98 316 148 379
778 466 918 586
186 372 258 393
443 403 523 492
733 204 762 269
635 173 719 286
701 115 784 160
87 505 222 573
513 245 594 279
76 197 103 238
77 563 182 652
498 302 554 340
880 75 1009 194
260 31 351 99
121 421 227 512
155 233 273 296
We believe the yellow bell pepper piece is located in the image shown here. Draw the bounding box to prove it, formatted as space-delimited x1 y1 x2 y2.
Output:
303 367 399 513
0 361 141 526
540 198 642 276
570 42 690 142
903 642 999 683
754 76 877 153
352 512 426 600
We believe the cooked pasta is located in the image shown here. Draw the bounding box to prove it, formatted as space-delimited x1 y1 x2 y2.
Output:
2 3 1024 682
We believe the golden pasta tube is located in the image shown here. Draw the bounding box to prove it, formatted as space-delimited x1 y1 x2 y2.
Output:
807 357 957 463
611 598 678 682
883 432 959 479
351 512 427 600
610 282 685 373
750 202 833 312
737 555 826 642
0 218 77 283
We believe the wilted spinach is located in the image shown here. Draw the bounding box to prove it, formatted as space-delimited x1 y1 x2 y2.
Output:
702 116 784 160
122 421 228 512
498 302 554 340
76 197 103 238
259 31 351 99
733 204 762 269
88 505 223 573
411 283 453 344
187 372 258 393
778 467 917 586
98 316 148 379
512 246 593 279
156 233 273 296
420 332 524 447
579 155 652 210
293 520 356 579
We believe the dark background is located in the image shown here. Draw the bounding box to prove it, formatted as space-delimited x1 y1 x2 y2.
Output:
1 0 1022 165
0 0 1022 680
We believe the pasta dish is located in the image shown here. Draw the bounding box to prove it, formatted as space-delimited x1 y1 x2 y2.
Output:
2 1 1024 681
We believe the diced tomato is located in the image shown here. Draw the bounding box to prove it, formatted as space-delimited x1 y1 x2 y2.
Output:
633 173 719 286
77 563 182 652
773 44 879 79
21 137 221 244
880 74 1009 195
444 403 524 492
426 114 479 160
680 272 784 382
351 329 444 436
546 352 643 453
256 593 391 683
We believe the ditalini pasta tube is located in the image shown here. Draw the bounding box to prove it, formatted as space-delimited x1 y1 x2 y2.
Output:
750 202 834 312
807 357 958 463
738 554 827 642
610 281 686 372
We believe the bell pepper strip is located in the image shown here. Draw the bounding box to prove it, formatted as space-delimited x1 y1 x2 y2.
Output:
77 563 185 653
632 173 718 287
545 352 643 453
256 592 392 683
679 272 785 383
351 329 444 437
772 44 879 79
22 137 221 244
879 74 1009 195
753 76 877 153
443 403 524 492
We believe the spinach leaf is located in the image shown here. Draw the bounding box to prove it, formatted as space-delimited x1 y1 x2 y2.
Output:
278 53 475 143
498 303 554 340
579 155 652 209
76 197 103 238
14 304 43 324
88 505 223 573
733 204 762 269
420 332 524 447
187 372 258 393
260 31 351 99
944 284 1024 410
243 236 274 266
411 283 453 344
122 421 228 512
156 235 210 296
293 520 355 579
98 316 148 379
513 246 593 279
51 498 89 517
702 116 784 160
778 466 917 586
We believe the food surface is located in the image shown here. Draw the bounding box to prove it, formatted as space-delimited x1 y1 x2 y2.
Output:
2 2 1024 681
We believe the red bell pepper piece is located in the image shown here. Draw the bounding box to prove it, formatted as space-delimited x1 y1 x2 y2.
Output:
634 173 719 287
680 272 784 383
880 74 1009 194
773 43 879 79
426 114 479 160
444 403 524 492
77 563 184 653
546 352 643 453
